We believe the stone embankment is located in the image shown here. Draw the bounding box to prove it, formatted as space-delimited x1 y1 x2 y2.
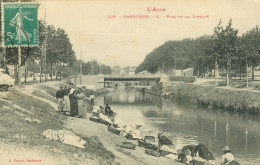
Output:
162 82 260 114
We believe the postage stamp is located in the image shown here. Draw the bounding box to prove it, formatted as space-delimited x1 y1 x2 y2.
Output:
2 3 38 47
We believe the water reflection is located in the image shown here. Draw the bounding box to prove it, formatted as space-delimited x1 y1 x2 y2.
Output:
104 88 162 109
214 121 217 138
245 128 248 152
97 88 260 165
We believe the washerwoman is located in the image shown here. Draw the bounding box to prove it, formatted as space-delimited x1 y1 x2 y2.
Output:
69 89 78 117
76 88 86 118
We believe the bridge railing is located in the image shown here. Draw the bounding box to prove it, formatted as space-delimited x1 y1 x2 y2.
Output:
103 74 161 78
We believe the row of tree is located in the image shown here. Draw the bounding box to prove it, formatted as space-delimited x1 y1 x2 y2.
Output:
0 0 112 81
1 19 113 80
0 0 77 81
136 19 260 85
0 19 77 81
70 59 112 75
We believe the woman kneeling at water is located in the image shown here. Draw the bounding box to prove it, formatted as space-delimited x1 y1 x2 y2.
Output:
221 146 239 165
194 143 215 161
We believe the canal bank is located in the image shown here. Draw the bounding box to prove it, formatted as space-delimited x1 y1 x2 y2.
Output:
99 86 260 165
65 115 183 165
161 82 260 114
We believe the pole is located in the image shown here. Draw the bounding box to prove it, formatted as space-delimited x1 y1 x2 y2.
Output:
17 46 22 85
214 121 217 138
60 62 61 80
24 61 27 83
226 59 229 86
80 49 82 74
40 55 42 83
44 7 47 82
215 56 218 85
80 49 82 85
3 47 7 74
230 58 232 83
162 62 164 74
0 1 7 74
40 7 47 83
41 39 47 83
174 48 176 75
39 7 47 83
16 0 22 85
246 59 248 88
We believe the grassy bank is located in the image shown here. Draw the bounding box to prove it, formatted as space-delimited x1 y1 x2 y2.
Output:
0 85 115 165
162 82 260 114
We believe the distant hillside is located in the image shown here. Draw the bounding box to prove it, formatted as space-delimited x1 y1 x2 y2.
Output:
136 37 212 75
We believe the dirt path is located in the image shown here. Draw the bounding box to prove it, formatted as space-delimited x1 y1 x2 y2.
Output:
194 78 260 93
65 116 182 165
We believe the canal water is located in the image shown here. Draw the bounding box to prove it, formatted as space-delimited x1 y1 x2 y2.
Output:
96 87 260 165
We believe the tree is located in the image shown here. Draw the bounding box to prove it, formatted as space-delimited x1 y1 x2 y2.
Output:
242 26 260 81
35 21 76 80
201 21 225 85
71 59 112 76
0 1 77 82
45 24 57 80
208 19 238 86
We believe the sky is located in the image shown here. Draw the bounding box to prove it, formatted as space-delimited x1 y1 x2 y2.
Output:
37 0 260 67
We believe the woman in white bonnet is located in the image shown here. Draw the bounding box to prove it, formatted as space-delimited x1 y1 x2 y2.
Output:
70 88 75 94
221 146 239 165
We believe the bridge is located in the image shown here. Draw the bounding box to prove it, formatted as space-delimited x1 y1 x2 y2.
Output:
103 74 161 82
72 74 168 89
101 74 167 87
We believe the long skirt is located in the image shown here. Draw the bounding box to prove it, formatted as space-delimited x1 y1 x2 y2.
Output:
64 96 70 112
57 98 64 112
78 100 86 117
70 103 78 116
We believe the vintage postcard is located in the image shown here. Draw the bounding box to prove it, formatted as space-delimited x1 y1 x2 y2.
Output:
0 0 260 165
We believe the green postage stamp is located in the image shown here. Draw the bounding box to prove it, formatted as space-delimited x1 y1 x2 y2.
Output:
2 3 38 47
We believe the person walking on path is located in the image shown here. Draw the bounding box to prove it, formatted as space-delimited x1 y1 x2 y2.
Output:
63 86 71 113
76 88 86 118
69 89 78 117
221 146 240 165
56 86 64 112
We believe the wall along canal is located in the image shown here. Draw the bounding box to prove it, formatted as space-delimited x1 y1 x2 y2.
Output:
95 87 260 165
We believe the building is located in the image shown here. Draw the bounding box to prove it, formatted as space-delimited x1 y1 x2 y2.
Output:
172 68 194 76
111 66 121 75
182 68 194 76
126 66 136 75
137 70 151 75
118 66 136 75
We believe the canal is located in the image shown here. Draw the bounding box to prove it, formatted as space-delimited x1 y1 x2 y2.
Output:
96 87 260 165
